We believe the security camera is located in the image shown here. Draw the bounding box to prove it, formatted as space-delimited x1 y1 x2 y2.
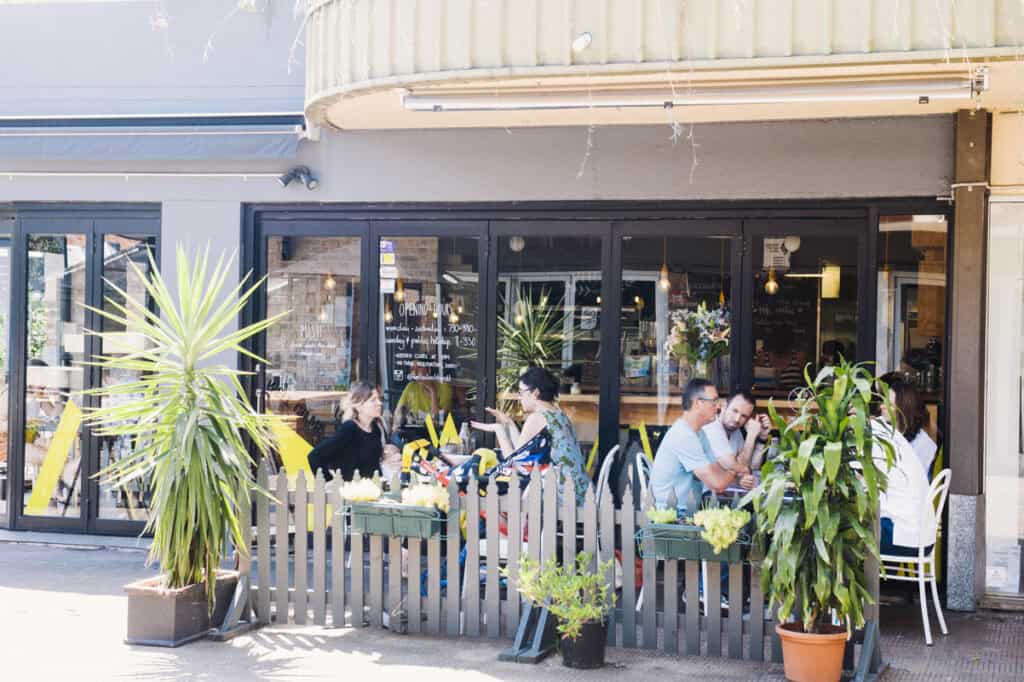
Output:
278 166 318 190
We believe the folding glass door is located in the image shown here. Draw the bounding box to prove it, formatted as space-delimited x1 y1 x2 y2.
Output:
9 214 159 534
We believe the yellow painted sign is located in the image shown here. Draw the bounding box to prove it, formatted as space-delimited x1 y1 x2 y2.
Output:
25 401 82 516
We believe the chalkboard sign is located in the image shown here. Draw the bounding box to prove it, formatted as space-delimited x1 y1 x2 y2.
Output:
752 277 817 358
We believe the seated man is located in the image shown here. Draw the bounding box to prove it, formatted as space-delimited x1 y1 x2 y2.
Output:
701 389 770 491
650 379 749 515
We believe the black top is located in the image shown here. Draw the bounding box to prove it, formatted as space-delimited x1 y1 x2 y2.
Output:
307 420 384 482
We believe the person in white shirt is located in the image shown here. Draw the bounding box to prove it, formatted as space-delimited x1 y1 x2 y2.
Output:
874 387 937 556
880 372 938 476
701 389 769 491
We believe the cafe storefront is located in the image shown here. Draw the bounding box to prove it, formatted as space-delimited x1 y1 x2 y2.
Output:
243 203 952 504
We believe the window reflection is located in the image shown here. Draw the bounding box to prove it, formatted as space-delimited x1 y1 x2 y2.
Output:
497 235 602 451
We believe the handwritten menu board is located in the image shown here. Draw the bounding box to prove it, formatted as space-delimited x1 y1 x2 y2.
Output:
751 278 817 357
383 292 478 391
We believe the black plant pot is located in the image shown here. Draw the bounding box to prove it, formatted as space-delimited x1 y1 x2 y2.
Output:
560 620 608 669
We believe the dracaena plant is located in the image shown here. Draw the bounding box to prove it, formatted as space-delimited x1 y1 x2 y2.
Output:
82 244 285 606
741 358 895 634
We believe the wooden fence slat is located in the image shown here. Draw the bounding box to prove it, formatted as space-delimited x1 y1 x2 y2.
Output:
727 561 743 658
313 473 327 626
275 473 290 624
369 534 384 628
294 472 309 625
598 477 616 647
562 478 577 565
351 522 365 627
505 471 522 636
427 525 442 634
770 604 783 663
582 483 597 574
641 489 657 650
465 478 481 636
664 559 679 654
620 484 637 648
446 481 461 636
485 478 500 638
749 562 764 661
388 535 402 629
685 559 700 655
527 468 541 562
706 560 722 657
331 488 346 628
407 537 422 634
541 467 558 564
256 464 271 625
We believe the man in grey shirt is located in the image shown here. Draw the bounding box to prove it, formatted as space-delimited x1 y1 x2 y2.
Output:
702 389 770 490
650 379 750 514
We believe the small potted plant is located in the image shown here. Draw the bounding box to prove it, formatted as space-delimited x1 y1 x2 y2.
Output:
83 245 284 647
741 359 894 682
514 552 615 669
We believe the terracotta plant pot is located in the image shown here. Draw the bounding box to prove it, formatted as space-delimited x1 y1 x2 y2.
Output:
775 622 848 682
124 570 238 647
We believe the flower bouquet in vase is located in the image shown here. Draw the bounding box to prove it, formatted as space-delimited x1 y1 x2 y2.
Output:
666 302 730 388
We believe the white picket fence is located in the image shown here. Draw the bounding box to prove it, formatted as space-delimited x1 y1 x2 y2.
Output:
243 464 879 665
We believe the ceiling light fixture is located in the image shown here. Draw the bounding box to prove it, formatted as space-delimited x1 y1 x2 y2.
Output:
403 70 988 113
659 238 670 291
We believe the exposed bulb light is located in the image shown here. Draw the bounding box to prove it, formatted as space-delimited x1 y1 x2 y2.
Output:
393 277 405 302
659 264 670 291
596 295 601 304
457 299 464 314
319 309 329 322
384 302 393 324
514 300 525 326
764 269 780 296
508 236 526 253
324 274 337 291
448 309 459 324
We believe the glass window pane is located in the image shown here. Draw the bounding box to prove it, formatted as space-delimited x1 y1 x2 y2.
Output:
752 234 858 401
619 235 732 445
983 204 1023 597
496 234 602 453
22 234 87 518
0 237 9 519
264 236 362 458
96 236 156 521
381 236 479 446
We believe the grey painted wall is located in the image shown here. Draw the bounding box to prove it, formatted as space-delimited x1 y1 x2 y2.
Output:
0 116 953 205
0 0 304 116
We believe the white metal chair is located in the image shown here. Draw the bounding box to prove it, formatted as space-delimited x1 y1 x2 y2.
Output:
635 450 652 503
880 468 951 646
595 444 620 510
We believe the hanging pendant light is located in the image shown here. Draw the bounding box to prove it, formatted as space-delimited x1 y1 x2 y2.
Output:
764 268 780 296
384 301 393 323
324 274 337 291
394 276 405 303
659 238 671 291
448 307 460 324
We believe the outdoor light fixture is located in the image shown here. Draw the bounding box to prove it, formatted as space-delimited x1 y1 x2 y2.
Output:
277 165 319 190
764 269 780 296
402 69 988 113
508 236 526 253
572 32 593 54
394 277 405 302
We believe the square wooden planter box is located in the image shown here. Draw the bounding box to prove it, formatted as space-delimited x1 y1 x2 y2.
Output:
349 501 442 539
124 570 237 647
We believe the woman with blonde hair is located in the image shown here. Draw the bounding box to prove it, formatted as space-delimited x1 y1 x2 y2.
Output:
308 382 400 482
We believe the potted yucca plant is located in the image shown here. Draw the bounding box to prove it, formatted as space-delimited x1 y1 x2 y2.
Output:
741 359 894 682
82 244 284 647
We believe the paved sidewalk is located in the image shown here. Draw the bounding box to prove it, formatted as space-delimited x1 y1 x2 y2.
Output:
1 540 1021 681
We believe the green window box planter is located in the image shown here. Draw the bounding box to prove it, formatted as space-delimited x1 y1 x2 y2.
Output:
348 501 443 539
638 524 753 563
